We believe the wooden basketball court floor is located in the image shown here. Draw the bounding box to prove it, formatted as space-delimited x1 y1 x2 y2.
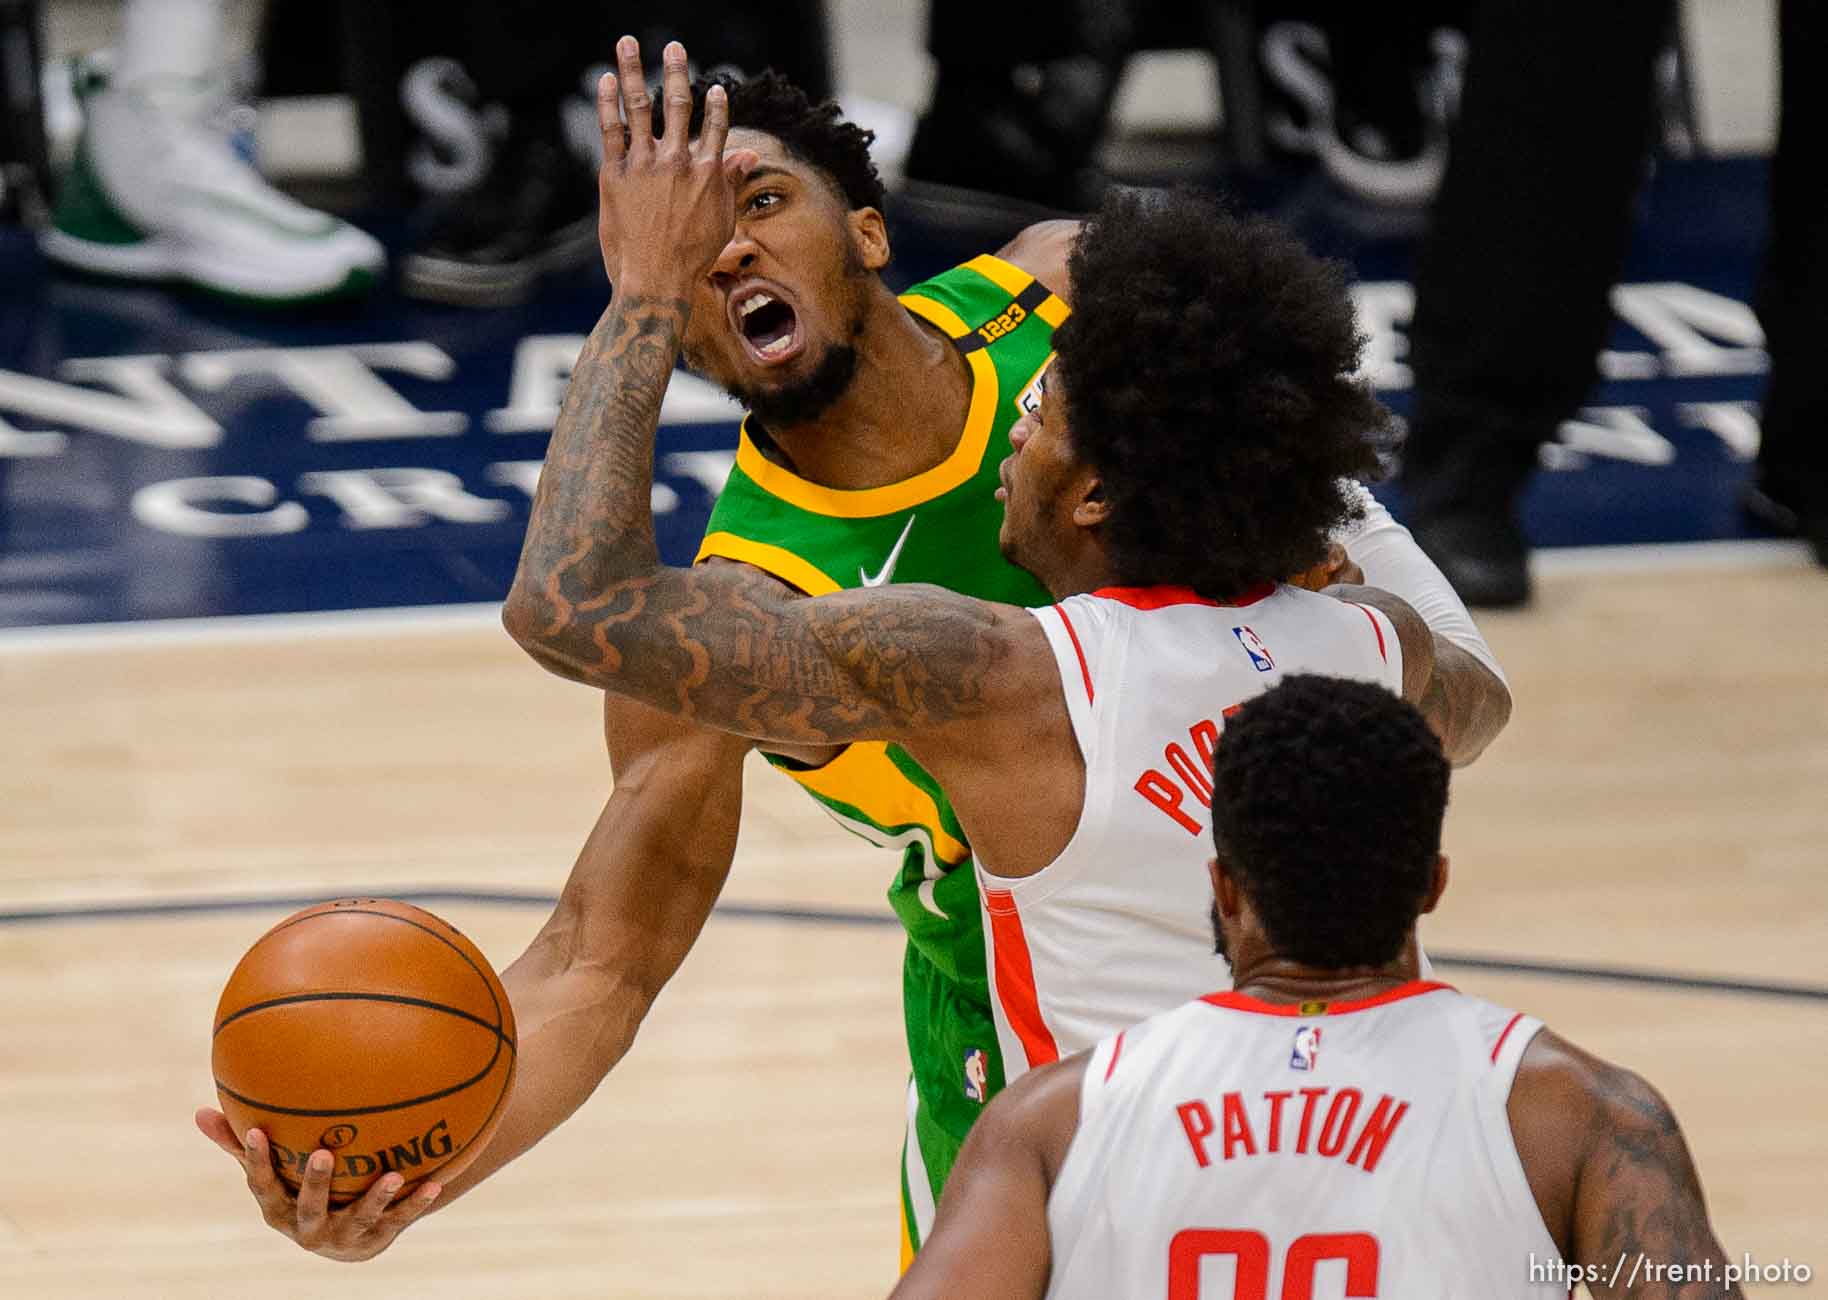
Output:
2 549 1824 1299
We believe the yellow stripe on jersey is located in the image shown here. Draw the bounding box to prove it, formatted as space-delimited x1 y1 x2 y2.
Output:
964 253 1068 327
693 531 842 595
962 253 1031 296
725 294 999 519
791 741 971 866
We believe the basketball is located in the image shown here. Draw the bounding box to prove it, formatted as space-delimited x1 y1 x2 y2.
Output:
211 899 518 1207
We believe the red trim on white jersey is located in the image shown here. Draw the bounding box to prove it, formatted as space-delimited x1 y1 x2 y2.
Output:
1093 582 1277 610
1349 601 1389 662
1198 979 1455 1017
983 888 1062 1068
1049 604 1095 705
1103 1030 1127 1083
1490 1011 1526 1064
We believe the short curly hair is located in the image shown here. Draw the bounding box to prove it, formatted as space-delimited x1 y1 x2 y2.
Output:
1211 675 1449 969
1051 188 1388 598
676 70 886 214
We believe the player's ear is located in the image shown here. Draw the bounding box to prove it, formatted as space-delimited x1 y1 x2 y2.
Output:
1070 474 1109 529
1209 857 1242 919
848 207 890 271
1419 854 1449 914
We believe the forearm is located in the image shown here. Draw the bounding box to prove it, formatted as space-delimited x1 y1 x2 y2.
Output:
1418 639 1511 766
500 284 1026 745
427 941 650 1207
1327 579 1506 765
503 284 688 664
424 713 745 1209
1336 484 1512 762
1336 483 1505 681
419 859 726 1210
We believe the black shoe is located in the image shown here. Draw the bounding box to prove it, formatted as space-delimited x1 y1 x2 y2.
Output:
1741 471 1828 567
1740 472 1801 534
401 131 598 308
1411 509 1533 608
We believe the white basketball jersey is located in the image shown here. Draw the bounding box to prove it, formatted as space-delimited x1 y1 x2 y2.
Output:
1046 983 1565 1300
978 584 1404 1082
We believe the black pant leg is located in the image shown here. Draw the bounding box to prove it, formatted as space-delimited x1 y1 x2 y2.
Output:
1757 0 1828 501
458 2 614 114
1401 0 1672 516
1319 0 1439 153
926 0 1085 68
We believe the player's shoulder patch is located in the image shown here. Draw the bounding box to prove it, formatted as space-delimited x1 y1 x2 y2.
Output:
902 254 1068 347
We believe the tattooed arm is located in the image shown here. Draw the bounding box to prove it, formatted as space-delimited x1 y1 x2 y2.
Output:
500 286 1045 744
1510 1030 1742 1300
1331 485 1513 765
1572 1064 1742 1300
1415 638 1511 766
1321 582 1510 764
500 35 1054 749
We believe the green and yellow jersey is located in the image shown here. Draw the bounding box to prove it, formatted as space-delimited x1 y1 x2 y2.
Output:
693 253 1064 1259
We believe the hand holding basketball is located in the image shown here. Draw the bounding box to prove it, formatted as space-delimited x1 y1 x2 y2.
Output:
196 1106 441 1261
199 898 518 1261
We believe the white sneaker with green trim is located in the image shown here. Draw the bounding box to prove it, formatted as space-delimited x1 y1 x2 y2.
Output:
40 63 383 304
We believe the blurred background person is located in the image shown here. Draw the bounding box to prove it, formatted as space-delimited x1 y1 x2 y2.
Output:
35 0 384 304
380 0 833 307
11 0 835 308
1738 1 1824 570
1309 0 1460 207
901 1 1470 215
1397 0 1823 606
381 0 623 308
0 0 53 223
902 0 1130 211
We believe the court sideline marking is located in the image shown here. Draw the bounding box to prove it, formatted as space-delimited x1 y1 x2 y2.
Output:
4 888 1823 1005
0 540 1810 655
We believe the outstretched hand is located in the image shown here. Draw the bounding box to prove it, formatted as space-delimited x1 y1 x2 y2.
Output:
596 36 759 291
196 1106 442 1262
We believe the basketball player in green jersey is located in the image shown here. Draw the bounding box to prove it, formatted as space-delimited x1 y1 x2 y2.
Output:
199 38 1111 1264
683 108 1068 1272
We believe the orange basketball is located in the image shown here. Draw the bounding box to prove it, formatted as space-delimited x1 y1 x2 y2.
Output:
211 898 517 1207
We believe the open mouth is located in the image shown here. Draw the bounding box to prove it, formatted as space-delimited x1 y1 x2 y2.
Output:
729 284 805 366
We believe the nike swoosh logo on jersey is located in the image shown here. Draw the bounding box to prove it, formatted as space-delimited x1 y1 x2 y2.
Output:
859 515 917 587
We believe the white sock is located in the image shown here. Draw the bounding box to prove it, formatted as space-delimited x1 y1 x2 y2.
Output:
115 0 222 88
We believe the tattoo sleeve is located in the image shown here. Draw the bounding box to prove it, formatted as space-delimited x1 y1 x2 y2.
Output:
1323 584 1510 765
1577 1069 1743 1299
503 295 1023 746
1417 640 1511 766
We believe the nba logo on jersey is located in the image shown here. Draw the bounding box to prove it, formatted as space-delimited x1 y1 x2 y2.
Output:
964 1048 989 1102
1290 1025 1322 1071
1233 625 1275 672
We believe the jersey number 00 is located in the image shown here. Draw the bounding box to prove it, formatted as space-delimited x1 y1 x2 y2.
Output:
1169 1229 1379 1299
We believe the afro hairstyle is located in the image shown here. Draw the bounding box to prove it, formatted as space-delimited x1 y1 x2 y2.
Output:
1050 188 1391 599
